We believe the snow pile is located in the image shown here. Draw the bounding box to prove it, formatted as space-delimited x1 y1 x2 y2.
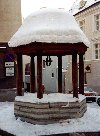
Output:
70 0 100 15
0 102 100 136
8 8 90 47
15 93 85 103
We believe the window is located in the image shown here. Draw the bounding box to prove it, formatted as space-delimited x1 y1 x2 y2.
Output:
79 20 85 31
25 63 30 75
94 14 100 31
83 55 85 60
51 73 54 78
43 60 46 69
94 43 100 59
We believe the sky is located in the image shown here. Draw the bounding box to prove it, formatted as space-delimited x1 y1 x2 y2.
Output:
21 0 76 18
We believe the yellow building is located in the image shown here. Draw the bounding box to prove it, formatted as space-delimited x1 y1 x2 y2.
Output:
0 0 22 42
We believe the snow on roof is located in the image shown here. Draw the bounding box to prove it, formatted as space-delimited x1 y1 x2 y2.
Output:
8 8 90 47
70 0 100 15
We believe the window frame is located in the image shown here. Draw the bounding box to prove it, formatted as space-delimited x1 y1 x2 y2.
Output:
94 14 100 31
94 43 100 60
51 72 54 78
43 60 46 69
79 19 85 32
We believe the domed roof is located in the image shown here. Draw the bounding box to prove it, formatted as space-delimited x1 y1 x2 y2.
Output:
8 8 90 47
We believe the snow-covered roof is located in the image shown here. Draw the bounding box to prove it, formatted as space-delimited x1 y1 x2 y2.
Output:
8 8 90 47
70 0 100 15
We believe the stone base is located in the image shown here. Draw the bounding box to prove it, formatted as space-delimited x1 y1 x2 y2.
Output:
0 88 25 102
0 88 16 102
14 97 87 125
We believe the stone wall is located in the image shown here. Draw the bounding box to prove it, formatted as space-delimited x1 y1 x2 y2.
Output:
14 98 87 125
0 88 16 102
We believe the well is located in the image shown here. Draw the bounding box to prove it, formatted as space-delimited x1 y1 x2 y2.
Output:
14 93 87 124
8 8 89 124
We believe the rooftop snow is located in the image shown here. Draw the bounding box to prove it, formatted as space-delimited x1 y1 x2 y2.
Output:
70 0 100 15
8 8 90 47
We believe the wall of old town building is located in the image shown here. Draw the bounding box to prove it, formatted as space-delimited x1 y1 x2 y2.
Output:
67 2 100 94
0 0 22 42
0 0 22 101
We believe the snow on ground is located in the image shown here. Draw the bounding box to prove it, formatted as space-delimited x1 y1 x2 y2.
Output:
15 93 85 103
0 101 100 136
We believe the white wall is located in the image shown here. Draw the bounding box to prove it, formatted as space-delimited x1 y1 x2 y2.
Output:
23 55 68 93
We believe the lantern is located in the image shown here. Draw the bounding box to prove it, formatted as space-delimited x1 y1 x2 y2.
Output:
46 56 52 66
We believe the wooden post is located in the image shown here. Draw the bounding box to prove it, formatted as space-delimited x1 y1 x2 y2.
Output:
58 56 62 93
30 55 36 93
84 71 87 84
16 54 23 96
72 52 78 98
37 55 43 99
79 53 84 95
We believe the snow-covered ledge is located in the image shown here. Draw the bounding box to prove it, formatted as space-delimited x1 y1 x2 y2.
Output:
14 93 87 125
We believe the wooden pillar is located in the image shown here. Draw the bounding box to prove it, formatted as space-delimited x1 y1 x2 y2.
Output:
16 54 23 96
58 56 62 93
37 55 43 99
30 55 36 93
84 71 87 84
79 53 84 95
72 52 78 98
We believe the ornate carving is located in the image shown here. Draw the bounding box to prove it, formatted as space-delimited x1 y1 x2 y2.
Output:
79 0 87 9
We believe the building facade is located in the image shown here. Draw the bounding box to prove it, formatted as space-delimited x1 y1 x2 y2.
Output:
24 56 68 93
0 0 22 101
0 0 22 42
69 0 100 92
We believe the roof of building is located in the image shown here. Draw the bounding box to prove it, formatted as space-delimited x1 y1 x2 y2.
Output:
8 8 90 47
70 0 100 15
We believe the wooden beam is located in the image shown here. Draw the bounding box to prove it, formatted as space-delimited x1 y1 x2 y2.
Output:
37 55 43 99
72 52 78 98
16 54 23 96
79 53 84 95
12 42 87 55
30 55 36 93
58 56 62 93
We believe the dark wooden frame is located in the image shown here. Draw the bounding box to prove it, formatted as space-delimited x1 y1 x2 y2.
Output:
11 42 88 99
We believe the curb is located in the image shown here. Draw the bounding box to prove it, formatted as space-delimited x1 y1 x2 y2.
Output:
0 129 15 136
